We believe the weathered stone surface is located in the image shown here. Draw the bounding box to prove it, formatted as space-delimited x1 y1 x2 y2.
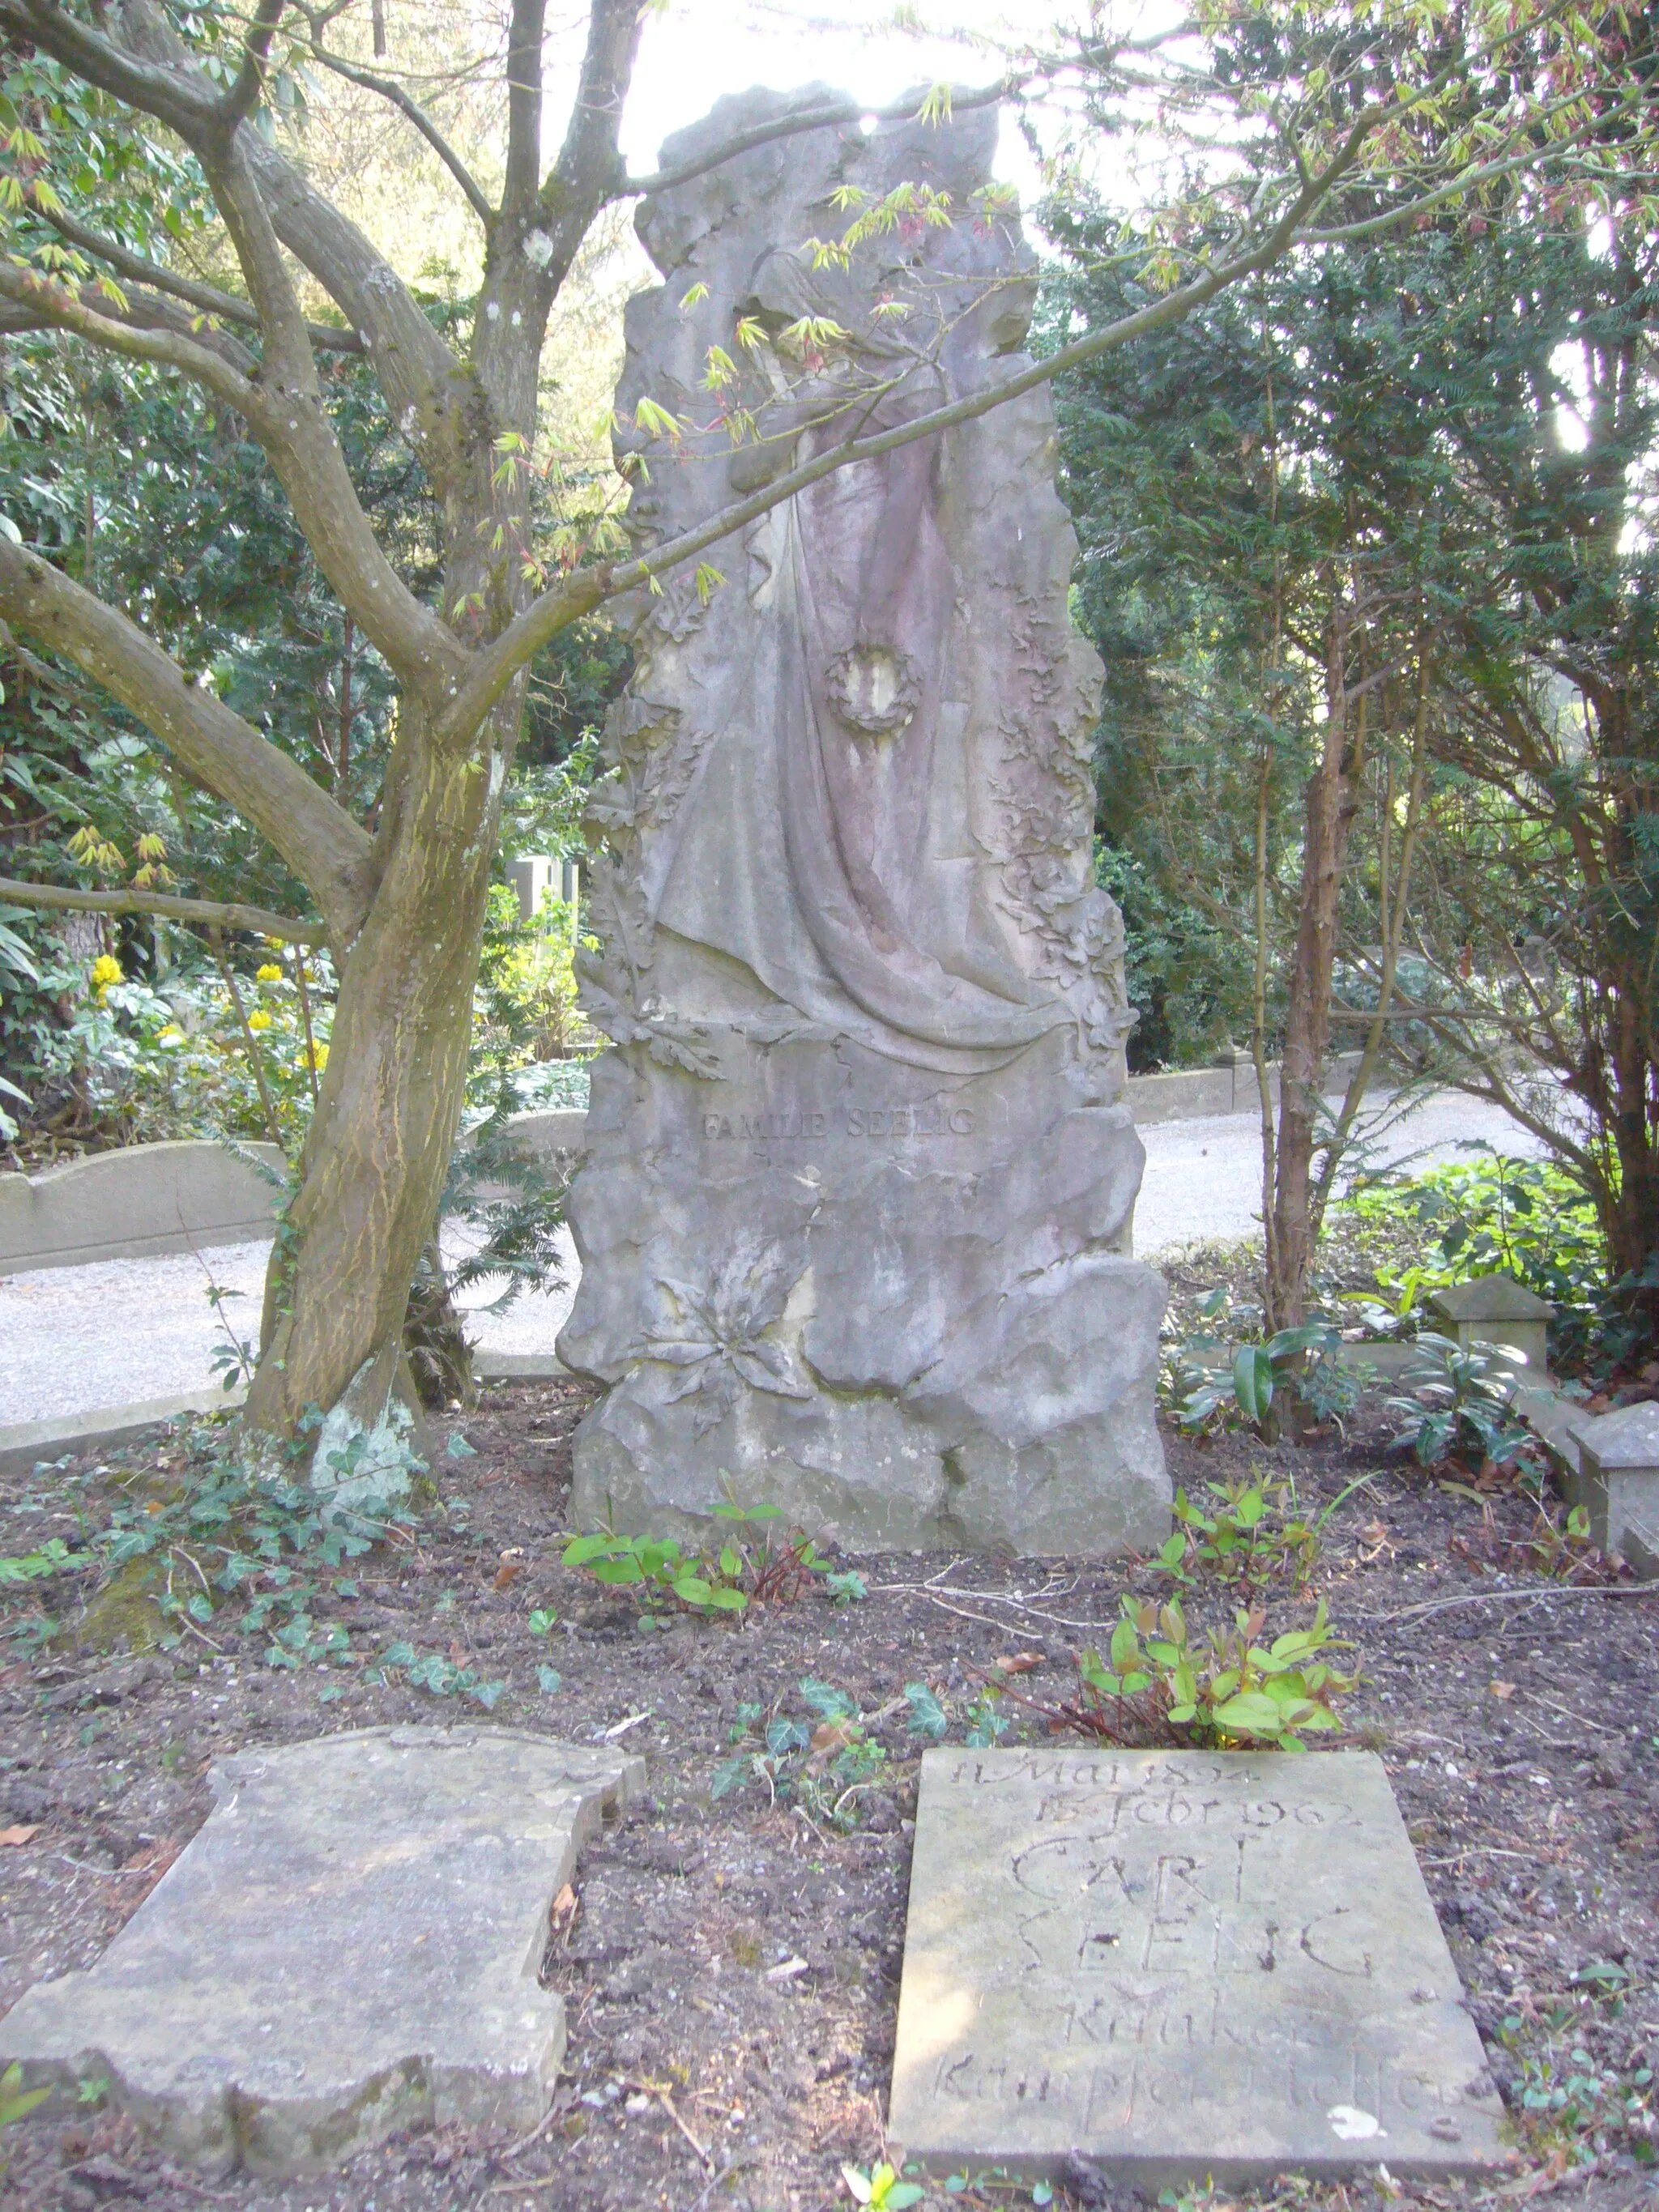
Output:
1565 1399 1659 1574
0 1727 641 2175
557 87 1167 1554
889 1747 1506 2184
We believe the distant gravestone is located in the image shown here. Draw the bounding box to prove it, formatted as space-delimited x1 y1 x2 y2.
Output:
889 1747 1505 2186
556 86 1167 1554
0 1728 641 2176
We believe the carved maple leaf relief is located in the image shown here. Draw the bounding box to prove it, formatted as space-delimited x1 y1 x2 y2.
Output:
629 1238 814 1433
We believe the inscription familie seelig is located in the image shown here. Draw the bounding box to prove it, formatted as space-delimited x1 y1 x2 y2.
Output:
700 1102 975 1142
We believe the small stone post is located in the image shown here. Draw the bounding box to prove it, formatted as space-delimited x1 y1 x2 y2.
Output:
1563 1400 1659 1575
1427 1276 1553 1379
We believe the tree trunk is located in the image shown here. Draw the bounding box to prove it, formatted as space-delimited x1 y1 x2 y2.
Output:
243 702 510 1461
1265 603 1363 1331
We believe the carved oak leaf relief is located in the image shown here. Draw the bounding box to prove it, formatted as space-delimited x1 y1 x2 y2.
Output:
629 1238 814 1433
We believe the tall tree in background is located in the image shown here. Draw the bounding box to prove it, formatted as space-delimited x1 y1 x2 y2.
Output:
1351 211 1659 1289
1048 30 1658 1322
0 0 1645 1457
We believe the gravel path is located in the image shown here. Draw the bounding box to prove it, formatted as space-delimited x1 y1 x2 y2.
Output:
1131 1082 1550 1253
0 1089 1546 1428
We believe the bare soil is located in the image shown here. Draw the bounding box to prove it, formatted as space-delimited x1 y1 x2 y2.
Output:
1 1380 1655 2212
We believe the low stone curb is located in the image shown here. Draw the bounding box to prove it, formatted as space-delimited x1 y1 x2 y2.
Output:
0 1387 245 1477
473 1350 569 1383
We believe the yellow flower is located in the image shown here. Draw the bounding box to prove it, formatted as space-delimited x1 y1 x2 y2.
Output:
255 962 284 983
157 1024 184 1044
246 1008 274 1032
309 1042 329 1072
90 953 123 989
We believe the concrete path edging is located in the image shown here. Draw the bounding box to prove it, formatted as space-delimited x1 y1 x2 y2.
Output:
0 1387 245 1478
0 1113 591 1276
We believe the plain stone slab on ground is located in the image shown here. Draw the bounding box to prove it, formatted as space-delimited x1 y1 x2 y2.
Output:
0 1725 642 2176
889 1746 1507 2187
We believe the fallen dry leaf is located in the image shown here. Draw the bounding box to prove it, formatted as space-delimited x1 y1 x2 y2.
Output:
1491 1681 1516 1700
0 1824 39 1846
810 1720 856 1755
994 1652 1046 1675
493 1559 524 1590
550 1882 578 1938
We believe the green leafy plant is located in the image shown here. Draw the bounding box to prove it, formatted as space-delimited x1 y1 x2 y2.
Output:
562 1529 752 1617
1154 1469 1375 1589
712 1677 890 1831
1168 1311 1362 1441
86 1420 419 1664
903 1682 949 1741
0 1537 91 1583
380 1640 506 1710
0 2059 49 2168
1497 2013 1656 2167
1337 1150 1605 1364
1156 1477 1320 1588
841 2162 924 2210
561 1492 831 1621
1003 1595 1354 1750
1385 1332 1536 1471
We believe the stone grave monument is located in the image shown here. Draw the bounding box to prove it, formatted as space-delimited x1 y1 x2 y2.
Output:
0 1727 641 2176
557 87 1169 1554
889 1745 1507 2184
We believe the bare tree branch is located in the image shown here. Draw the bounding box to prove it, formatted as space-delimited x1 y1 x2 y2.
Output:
0 260 261 406
616 77 1010 200
0 250 457 688
0 0 220 137
220 0 290 135
501 0 545 221
40 0 470 492
41 204 364 352
524 0 643 309
0 875 326 944
307 42 494 226
0 540 376 944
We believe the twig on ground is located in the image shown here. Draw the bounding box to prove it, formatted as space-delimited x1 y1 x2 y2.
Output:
687 2154 757 2212
625 2079 710 2166
1371 1579 1659 1624
498 2090 570 2163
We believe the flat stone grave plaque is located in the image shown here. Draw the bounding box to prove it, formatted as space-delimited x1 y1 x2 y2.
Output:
890 1747 1508 2186
0 1725 642 2176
